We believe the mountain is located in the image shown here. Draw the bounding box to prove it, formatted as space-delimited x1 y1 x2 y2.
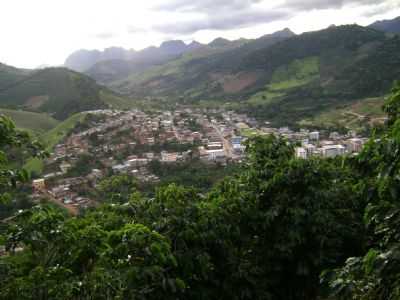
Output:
103 29 295 94
107 25 400 126
369 16 400 34
0 65 109 120
65 40 205 74
65 48 136 72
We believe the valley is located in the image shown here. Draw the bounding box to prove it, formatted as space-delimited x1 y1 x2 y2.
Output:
1 10 400 300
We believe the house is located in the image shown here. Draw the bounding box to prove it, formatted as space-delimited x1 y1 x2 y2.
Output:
161 152 178 163
32 179 46 191
206 149 226 161
295 147 308 159
60 162 72 173
309 131 320 141
321 145 345 158
347 138 364 153
207 142 223 150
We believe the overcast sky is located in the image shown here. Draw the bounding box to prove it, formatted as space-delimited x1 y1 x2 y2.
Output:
1 0 400 68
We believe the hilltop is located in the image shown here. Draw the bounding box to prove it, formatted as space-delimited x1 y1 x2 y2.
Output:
0 66 113 120
369 16 400 34
66 40 204 74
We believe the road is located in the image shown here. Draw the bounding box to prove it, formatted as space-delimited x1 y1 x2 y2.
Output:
211 123 235 158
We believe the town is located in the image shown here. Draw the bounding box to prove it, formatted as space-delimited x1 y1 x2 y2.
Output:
32 107 368 213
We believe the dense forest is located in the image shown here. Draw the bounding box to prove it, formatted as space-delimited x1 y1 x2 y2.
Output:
1 83 400 299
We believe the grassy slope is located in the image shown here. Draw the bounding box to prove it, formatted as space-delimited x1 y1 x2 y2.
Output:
42 112 87 149
25 112 87 175
0 108 59 134
0 67 107 120
248 57 319 105
100 90 139 110
299 97 387 131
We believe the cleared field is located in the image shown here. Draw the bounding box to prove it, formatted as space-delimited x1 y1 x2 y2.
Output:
300 97 387 131
0 108 59 133
42 112 87 149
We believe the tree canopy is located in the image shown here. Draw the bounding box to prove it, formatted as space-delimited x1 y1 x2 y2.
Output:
2 83 400 299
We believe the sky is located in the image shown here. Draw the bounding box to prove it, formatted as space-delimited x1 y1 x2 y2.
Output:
1 0 400 68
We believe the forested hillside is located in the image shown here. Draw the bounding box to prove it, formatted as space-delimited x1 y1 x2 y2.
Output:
1 83 400 299
369 16 400 33
0 66 108 120
103 25 400 127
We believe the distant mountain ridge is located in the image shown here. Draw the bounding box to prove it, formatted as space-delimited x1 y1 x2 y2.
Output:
65 40 206 73
369 16 400 34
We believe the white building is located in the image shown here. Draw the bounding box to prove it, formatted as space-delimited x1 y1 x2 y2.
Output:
347 138 364 153
207 149 226 161
295 147 308 159
321 145 345 158
309 131 320 141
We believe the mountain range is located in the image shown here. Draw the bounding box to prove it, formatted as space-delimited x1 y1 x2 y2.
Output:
66 17 399 126
65 40 203 73
1 16 400 130
369 16 400 34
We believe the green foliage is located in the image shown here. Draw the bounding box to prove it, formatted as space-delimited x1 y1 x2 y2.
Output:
4 83 400 299
0 109 59 134
97 175 138 203
0 205 182 300
0 116 46 200
147 159 239 192
0 67 107 120
322 81 400 300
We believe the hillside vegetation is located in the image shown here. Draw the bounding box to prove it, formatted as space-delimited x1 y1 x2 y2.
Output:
0 108 59 134
0 67 108 120
105 25 400 127
2 84 400 299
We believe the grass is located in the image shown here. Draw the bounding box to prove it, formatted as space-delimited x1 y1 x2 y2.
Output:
300 97 387 132
100 90 137 110
25 158 44 175
24 112 87 176
248 90 283 105
246 57 320 106
0 108 59 134
240 128 263 137
42 112 87 150
269 57 320 91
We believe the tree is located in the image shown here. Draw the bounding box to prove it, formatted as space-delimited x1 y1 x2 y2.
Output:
323 82 400 300
97 175 138 203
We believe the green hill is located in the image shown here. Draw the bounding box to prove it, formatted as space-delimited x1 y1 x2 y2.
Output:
110 25 399 127
24 112 88 175
0 108 59 134
0 66 108 120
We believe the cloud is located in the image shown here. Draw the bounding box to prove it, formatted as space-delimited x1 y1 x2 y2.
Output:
151 0 393 35
127 26 147 35
283 0 388 10
154 0 264 13
153 9 290 34
93 32 117 39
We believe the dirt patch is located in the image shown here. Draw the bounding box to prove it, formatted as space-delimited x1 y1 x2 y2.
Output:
24 95 49 109
211 72 260 94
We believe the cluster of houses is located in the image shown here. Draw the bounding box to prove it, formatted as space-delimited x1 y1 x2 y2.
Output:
32 107 369 211
293 131 366 159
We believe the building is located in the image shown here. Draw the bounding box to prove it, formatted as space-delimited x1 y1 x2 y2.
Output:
309 131 320 141
321 145 345 158
161 152 178 163
32 179 46 191
347 138 364 153
207 142 223 150
295 147 308 159
207 149 226 161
